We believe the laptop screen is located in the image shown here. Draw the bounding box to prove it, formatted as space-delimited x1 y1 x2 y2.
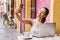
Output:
35 23 56 37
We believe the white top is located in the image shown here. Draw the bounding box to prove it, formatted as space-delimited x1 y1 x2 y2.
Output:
0 5 2 12
30 19 43 37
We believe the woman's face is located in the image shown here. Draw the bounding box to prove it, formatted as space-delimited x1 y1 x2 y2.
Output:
38 8 46 19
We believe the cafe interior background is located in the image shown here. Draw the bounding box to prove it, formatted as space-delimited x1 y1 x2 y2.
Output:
1 0 60 34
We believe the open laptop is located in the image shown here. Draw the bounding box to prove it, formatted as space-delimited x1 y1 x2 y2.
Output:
33 23 56 38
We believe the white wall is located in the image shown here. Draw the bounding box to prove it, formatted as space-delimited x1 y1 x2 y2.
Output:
50 0 54 22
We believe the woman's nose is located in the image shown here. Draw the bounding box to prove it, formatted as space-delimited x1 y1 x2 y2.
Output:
41 13 44 16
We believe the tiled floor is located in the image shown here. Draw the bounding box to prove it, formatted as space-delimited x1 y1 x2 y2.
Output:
0 17 18 40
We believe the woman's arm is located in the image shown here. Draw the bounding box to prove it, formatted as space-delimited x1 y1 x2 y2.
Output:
15 13 32 25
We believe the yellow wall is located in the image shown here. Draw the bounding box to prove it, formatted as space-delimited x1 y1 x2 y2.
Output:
53 0 60 34
25 0 31 32
14 0 21 33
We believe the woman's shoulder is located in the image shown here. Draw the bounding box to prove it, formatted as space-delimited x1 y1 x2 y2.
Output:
32 19 38 22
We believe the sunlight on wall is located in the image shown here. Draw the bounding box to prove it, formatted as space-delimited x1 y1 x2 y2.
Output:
50 0 54 23
25 0 31 32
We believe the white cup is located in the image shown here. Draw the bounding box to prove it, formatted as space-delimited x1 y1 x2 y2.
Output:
23 32 30 37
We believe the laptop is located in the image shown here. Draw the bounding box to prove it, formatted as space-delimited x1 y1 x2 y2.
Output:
33 23 56 38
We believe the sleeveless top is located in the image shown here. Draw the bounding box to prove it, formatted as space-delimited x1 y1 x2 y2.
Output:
30 19 46 37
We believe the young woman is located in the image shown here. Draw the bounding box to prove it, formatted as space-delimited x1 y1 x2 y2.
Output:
15 7 49 37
